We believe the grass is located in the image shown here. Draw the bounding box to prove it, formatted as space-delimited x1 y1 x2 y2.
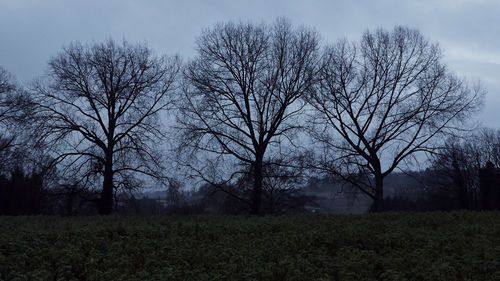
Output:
1 212 500 280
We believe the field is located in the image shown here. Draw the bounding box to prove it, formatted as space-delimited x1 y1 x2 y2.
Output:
1 212 500 280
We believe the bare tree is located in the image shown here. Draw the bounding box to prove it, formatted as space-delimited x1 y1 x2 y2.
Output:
178 19 320 215
0 66 22 152
260 158 310 214
429 138 481 210
0 66 38 175
428 128 500 210
476 128 500 167
33 39 180 215
307 26 483 212
0 67 13 92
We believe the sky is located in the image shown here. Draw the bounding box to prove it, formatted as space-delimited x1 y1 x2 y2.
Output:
1 0 499 127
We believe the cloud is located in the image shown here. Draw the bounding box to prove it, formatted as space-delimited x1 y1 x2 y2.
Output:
0 0 499 125
446 46 500 65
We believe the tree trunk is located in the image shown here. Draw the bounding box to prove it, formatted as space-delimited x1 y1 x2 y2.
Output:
372 172 384 212
99 154 114 215
251 156 263 216
369 156 385 212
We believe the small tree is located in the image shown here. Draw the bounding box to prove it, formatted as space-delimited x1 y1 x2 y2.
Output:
307 26 483 212
33 39 180 215
166 178 182 207
428 139 480 210
178 19 320 215
260 159 310 214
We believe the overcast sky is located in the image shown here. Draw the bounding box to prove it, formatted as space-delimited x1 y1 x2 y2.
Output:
1 0 499 127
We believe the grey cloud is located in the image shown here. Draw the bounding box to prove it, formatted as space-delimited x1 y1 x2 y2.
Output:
0 0 498 125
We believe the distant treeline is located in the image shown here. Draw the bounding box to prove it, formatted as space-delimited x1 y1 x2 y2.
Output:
2 161 500 216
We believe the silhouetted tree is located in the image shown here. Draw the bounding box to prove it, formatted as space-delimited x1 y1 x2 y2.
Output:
0 67 39 182
427 140 480 210
166 178 183 207
212 159 312 214
33 39 180 215
0 66 31 153
476 128 500 167
260 159 311 214
428 128 500 210
178 19 320 215
307 26 483 212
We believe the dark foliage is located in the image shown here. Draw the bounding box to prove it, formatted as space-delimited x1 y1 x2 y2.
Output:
0 168 44 215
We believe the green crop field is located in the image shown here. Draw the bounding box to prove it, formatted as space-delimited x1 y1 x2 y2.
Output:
1 212 500 280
